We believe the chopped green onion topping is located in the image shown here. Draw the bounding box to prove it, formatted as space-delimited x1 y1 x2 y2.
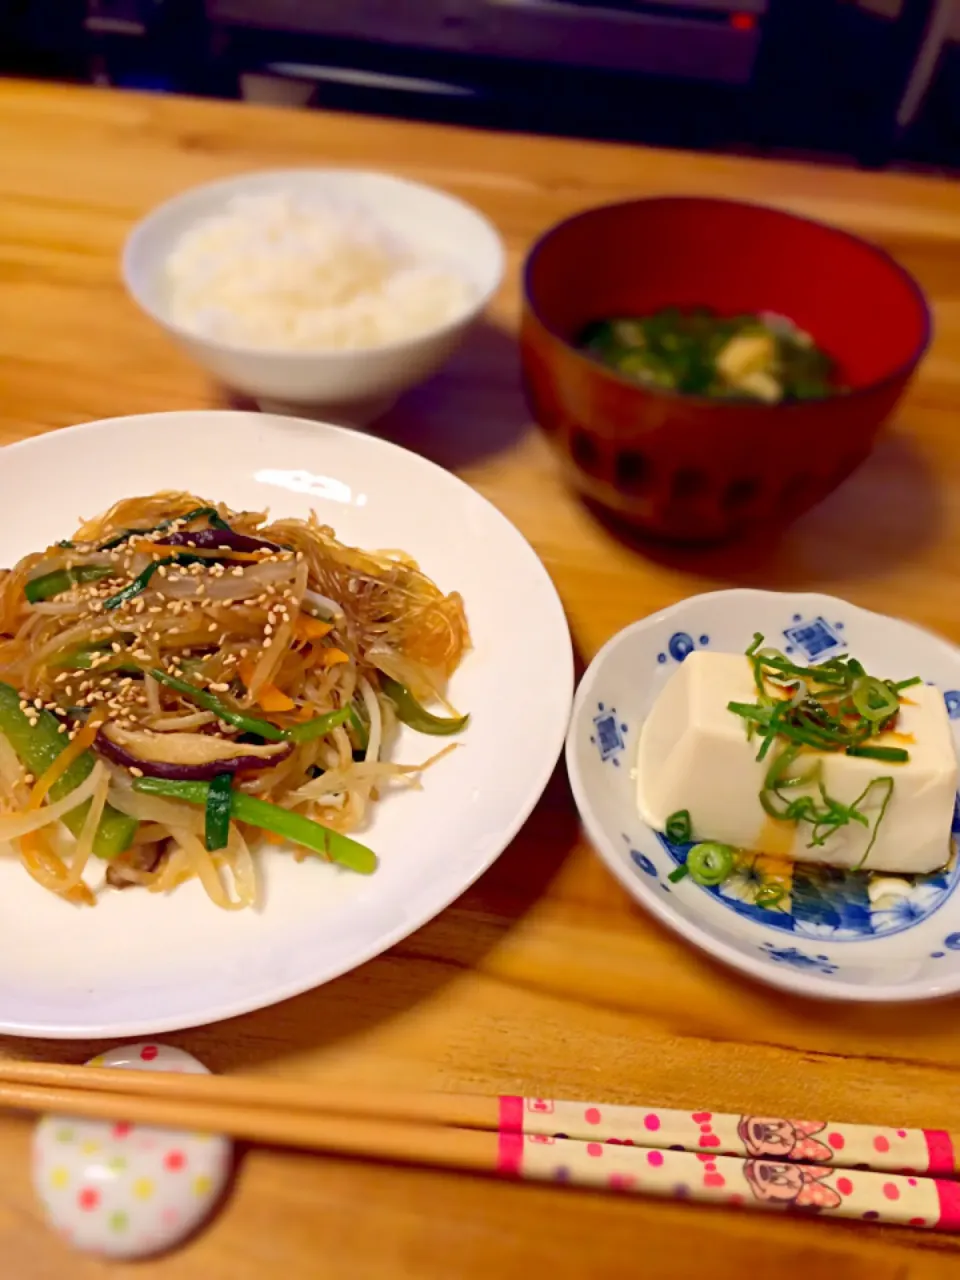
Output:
665 809 692 844
728 634 919 869
686 842 735 886
851 676 899 723
754 884 785 909
845 745 909 763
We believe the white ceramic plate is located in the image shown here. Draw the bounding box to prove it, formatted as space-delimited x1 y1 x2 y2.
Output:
0 411 573 1037
567 589 960 1002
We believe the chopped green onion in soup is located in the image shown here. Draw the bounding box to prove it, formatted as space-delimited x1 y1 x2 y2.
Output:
577 306 844 403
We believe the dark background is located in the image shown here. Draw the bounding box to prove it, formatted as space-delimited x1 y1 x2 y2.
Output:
2 0 958 170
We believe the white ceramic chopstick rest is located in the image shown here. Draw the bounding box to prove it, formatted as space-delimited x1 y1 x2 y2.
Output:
31 1043 232 1258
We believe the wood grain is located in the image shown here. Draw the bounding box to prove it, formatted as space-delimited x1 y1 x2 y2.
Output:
2 79 960 1277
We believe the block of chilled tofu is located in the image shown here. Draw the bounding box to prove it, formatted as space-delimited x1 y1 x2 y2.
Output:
635 650 957 874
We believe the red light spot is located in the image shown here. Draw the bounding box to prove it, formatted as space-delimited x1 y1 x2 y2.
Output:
140 1045 159 1062
164 1150 186 1172
78 1188 100 1212
112 1122 132 1139
730 12 755 31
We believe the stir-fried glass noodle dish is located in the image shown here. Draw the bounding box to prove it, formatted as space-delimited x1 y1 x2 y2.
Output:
0 493 470 909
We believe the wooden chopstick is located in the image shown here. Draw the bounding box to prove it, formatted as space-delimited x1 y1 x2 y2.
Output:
2 1059 955 1180
3 1075 959 1233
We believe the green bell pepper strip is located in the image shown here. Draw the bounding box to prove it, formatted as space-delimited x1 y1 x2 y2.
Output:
132 776 377 874
205 773 233 852
347 704 369 752
50 643 111 670
0 683 136 858
98 506 231 551
286 708 351 744
25 565 114 604
148 670 287 742
381 677 468 736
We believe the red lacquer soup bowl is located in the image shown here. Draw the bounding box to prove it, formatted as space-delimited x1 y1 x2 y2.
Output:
520 196 930 542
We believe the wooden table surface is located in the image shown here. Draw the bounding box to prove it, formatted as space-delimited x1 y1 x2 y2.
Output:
2 79 960 1279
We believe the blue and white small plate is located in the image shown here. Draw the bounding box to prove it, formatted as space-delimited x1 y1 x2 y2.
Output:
566 589 960 1001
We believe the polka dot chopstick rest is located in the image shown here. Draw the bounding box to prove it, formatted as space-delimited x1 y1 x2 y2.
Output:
33 1044 232 1259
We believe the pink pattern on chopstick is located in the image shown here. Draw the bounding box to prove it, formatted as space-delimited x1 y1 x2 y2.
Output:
937 1178 960 1230
509 1134 955 1229
507 1097 956 1176
924 1130 956 1175
496 1098 525 1175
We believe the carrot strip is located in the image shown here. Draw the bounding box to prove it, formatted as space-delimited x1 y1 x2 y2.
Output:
134 542 262 563
314 649 350 668
259 686 296 713
26 723 99 811
238 658 296 713
294 616 334 642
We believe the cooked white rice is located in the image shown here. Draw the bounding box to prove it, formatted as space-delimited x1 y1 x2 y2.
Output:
164 191 475 350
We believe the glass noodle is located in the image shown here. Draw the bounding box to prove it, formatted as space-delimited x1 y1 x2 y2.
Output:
0 492 470 908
